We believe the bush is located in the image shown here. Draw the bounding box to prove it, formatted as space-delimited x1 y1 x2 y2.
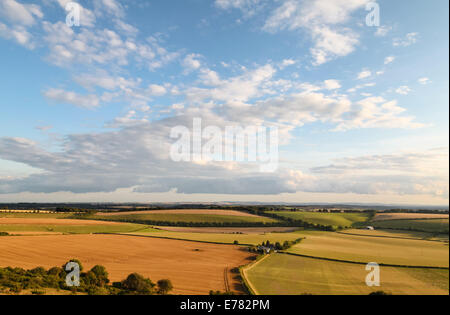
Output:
121 273 155 295
157 279 173 295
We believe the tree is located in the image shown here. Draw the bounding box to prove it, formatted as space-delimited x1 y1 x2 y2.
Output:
157 279 173 295
90 265 109 286
121 273 155 295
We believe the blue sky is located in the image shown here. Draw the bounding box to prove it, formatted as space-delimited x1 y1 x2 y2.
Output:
0 0 448 205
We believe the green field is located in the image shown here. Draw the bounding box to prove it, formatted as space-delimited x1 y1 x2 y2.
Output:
0 223 147 234
371 219 449 234
245 253 449 295
287 231 449 267
125 227 304 245
265 211 371 228
93 213 278 225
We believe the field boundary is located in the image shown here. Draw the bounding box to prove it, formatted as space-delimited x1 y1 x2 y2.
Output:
280 251 449 270
240 254 271 295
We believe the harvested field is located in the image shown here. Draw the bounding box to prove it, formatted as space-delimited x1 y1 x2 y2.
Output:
0 234 255 295
97 209 259 217
156 226 299 234
374 213 449 221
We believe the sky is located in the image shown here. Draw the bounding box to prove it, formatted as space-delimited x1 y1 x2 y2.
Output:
0 0 448 205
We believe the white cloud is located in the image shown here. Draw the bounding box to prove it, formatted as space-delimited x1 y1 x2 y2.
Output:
95 0 124 18
393 32 419 47
323 79 341 90
279 59 297 69
418 77 432 85
44 88 100 109
357 70 371 79
148 84 167 96
384 56 395 65
333 97 423 131
395 86 412 95
375 25 392 37
310 26 359 65
0 0 43 26
182 53 202 73
215 0 263 16
0 22 34 48
262 0 369 65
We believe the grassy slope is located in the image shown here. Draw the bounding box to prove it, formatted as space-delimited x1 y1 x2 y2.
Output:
265 211 370 227
371 219 449 234
93 213 278 224
287 231 449 268
245 253 449 295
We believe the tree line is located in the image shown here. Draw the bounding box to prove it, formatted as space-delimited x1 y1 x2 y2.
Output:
0 259 173 295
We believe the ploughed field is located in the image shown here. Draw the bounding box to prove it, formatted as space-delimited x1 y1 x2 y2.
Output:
245 254 449 295
0 234 255 295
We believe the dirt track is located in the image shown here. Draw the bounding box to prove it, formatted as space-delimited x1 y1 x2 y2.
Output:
0 234 255 295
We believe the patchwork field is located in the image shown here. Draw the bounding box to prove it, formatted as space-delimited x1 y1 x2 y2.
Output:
286 231 449 267
265 211 370 228
244 253 449 295
124 227 304 246
371 219 449 234
0 218 146 235
0 234 255 295
374 213 449 221
93 209 278 225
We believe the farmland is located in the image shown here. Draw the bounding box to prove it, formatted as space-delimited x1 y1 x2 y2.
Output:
373 212 449 221
92 209 278 225
338 229 449 242
286 231 449 268
265 211 371 228
124 227 305 246
244 254 449 295
0 234 255 295
0 218 146 235
0 206 448 296
371 218 449 234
